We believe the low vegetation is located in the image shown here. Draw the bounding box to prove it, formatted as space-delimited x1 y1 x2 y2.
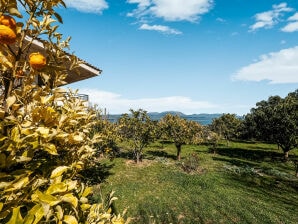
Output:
95 141 298 224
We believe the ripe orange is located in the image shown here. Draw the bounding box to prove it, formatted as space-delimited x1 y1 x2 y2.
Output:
0 25 16 44
0 15 16 29
29 53 47 70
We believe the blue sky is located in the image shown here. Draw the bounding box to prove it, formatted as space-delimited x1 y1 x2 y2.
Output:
56 0 298 115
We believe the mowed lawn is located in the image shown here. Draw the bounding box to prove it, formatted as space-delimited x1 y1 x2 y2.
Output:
92 141 298 224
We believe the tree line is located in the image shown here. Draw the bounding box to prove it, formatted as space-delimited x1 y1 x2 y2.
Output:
93 89 298 163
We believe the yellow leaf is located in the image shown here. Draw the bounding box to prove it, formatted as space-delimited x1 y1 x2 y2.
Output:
63 215 78 224
44 143 58 155
32 190 61 206
46 182 67 195
50 166 69 179
11 127 20 142
24 204 44 224
6 207 23 224
80 203 91 211
82 186 93 197
37 127 50 137
65 180 77 191
6 95 16 109
61 193 78 208
0 202 3 212
69 134 84 143
12 177 29 190
55 205 63 221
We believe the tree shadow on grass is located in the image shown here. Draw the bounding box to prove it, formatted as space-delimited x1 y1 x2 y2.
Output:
79 161 115 185
145 150 177 160
215 147 285 162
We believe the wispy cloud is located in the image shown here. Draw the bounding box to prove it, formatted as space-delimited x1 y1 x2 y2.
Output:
233 46 298 84
64 0 108 14
282 12 298 32
127 0 213 22
249 2 293 32
79 89 217 114
139 24 182 34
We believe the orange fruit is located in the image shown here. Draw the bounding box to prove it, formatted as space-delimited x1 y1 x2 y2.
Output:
0 15 16 29
15 70 24 78
29 53 47 70
0 25 16 44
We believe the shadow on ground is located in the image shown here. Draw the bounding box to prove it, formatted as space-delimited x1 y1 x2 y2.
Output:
79 161 115 185
145 150 177 160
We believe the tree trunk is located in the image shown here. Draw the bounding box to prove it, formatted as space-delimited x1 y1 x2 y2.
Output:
176 144 182 161
136 151 141 164
283 149 289 161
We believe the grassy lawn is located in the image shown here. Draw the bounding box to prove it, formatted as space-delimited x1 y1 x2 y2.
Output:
91 141 298 224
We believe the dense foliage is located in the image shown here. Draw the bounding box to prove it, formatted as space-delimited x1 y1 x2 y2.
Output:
118 109 156 163
158 114 203 160
210 113 242 145
0 0 126 223
242 90 298 159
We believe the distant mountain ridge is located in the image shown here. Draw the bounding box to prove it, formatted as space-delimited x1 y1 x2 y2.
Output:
105 111 223 125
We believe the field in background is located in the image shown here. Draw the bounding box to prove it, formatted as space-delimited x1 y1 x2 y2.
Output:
92 141 298 224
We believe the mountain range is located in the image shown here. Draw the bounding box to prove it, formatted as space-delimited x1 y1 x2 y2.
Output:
105 111 223 125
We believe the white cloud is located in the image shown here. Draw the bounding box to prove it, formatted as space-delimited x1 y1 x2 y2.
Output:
79 89 217 114
288 12 298 21
282 21 298 32
233 46 298 84
64 0 108 14
127 0 213 22
282 12 298 32
139 23 182 34
249 2 293 31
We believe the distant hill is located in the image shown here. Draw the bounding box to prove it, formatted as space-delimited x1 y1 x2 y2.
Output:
105 111 223 125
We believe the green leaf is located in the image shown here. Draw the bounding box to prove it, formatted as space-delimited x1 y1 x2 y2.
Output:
7 207 23 224
63 215 78 224
50 166 69 179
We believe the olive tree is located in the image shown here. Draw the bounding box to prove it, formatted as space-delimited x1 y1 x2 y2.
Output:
118 109 156 163
243 90 298 160
210 113 242 145
0 1 126 223
159 114 203 160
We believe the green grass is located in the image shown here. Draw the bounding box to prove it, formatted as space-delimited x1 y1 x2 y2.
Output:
91 141 298 224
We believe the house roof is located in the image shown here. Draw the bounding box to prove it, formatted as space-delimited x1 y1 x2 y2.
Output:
24 36 102 85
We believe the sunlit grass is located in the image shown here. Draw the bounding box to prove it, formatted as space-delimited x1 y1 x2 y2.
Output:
93 141 298 224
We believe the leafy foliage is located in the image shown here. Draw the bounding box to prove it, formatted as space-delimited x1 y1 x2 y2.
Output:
243 90 298 159
210 113 242 145
117 109 155 163
0 0 127 223
158 114 203 160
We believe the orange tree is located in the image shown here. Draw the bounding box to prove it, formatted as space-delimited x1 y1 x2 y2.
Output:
117 109 156 164
0 0 126 223
158 114 203 160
